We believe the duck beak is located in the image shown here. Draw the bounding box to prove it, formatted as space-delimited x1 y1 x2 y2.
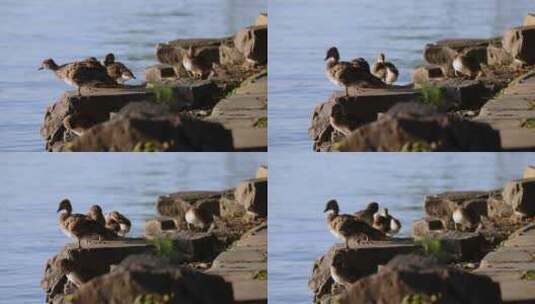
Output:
38 66 44 71
324 55 329 61
57 207 63 213
323 207 329 213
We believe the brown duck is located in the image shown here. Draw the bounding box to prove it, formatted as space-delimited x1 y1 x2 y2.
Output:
39 58 117 96
57 199 112 248
371 53 399 84
105 210 131 237
452 51 481 79
324 199 386 248
87 205 106 226
452 205 479 231
182 46 212 79
353 202 379 225
103 53 136 83
324 47 385 96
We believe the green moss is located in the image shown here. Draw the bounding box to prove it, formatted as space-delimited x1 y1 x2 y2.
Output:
147 83 176 104
416 238 452 263
134 293 174 304
402 293 441 304
149 238 182 262
521 118 535 129
253 269 267 280
417 85 445 106
400 141 434 152
133 141 172 152
521 270 535 280
254 117 267 128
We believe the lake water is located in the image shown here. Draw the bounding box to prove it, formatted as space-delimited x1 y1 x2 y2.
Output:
0 153 265 303
268 0 535 152
0 0 266 151
269 153 535 303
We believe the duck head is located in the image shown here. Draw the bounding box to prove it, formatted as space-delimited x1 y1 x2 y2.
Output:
104 53 115 66
57 199 72 214
377 53 385 63
324 199 339 215
367 202 379 213
324 47 340 62
39 58 59 71
88 204 103 215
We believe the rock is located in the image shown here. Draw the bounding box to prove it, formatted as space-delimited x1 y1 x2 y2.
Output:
144 217 178 236
424 231 486 261
412 217 445 238
41 240 155 303
255 13 268 26
41 88 154 151
309 90 420 151
487 192 513 219
423 38 498 73
234 25 267 64
63 102 234 152
412 65 444 85
309 242 420 302
157 191 222 226
435 78 498 110
523 165 535 179
234 178 267 218
487 45 514 66
146 230 219 262
338 254 501 304
219 41 246 66
424 190 493 224
502 25 535 64
256 165 268 179
71 254 234 304
144 64 176 82
147 79 221 109
336 103 501 152
524 13 535 26
219 190 246 219
156 38 229 73
502 178 535 216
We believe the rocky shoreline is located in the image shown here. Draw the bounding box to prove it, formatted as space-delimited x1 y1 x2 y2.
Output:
309 13 535 152
309 166 535 303
41 13 267 152
41 166 268 303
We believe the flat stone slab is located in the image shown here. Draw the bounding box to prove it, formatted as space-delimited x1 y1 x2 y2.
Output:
475 72 535 151
208 73 267 151
207 224 267 303
475 224 535 303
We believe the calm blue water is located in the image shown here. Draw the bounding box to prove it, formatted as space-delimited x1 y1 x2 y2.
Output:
268 0 535 152
0 0 266 151
269 153 535 303
0 153 265 303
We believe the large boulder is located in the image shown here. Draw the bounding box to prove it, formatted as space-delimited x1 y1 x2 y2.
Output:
234 25 267 64
412 217 445 238
71 254 234 304
424 191 493 225
337 255 501 304
63 102 234 152
336 103 501 152
156 191 222 227
234 178 267 218
502 178 535 216
502 25 535 64
308 242 420 302
412 65 444 85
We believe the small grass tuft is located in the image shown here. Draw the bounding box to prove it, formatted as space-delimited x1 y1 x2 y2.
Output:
416 238 453 263
400 141 434 152
149 238 182 262
147 83 176 104
133 141 172 152
134 292 174 304
253 269 267 280
521 270 535 281
254 117 267 128
402 293 441 304
417 85 445 107
521 118 535 129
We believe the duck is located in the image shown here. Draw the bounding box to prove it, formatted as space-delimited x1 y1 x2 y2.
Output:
373 208 401 236
353 202 379 225
57 199 112 248
39 58 117 96
324 47 386 97
330 249 359 289
351 57 371 73
182 46 212 79
58 259 85 288
452 51 481 79
324 199 386 248
329 103 357 136
103 53 136 83
105 211 131 237
185 205 214 232
452 205 479 231
371 53 399 85
87 205 106 226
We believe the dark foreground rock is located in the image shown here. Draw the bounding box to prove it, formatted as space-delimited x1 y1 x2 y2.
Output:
309 241 420 302
41 240 155 304
503 25 535 64
71 254 234 304
337 255 501 304
502 178 535 217
335 102 501 152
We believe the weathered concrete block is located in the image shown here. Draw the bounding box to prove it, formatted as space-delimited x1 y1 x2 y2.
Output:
219 42 245 66
339 254 501 304
435 79 497 110
309 242 420 302
219 190 246 219
144 64 176 82
503 25 535 64
411 217 445 238
144 217 178 237
234 178 267 218
234 25 267 64
502 178 535 216
487 194 513 219
427 231 486 261
487 45 514 66
412 65 444 85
